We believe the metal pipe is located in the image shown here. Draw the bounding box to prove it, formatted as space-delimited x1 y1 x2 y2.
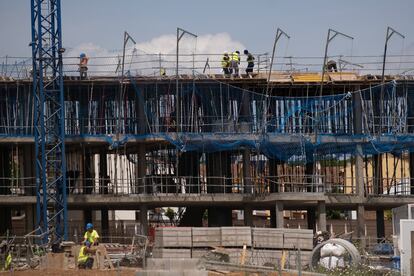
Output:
266 28 290 96
320 29 354 97
176 27 197 132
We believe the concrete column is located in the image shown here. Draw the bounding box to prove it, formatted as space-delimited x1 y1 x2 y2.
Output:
101 208 109 241
353 88 365 198
357 205 366 248
376 209 385 239
208 207 232 227
275 202 284 228
317 201 327 232
373 154 383 195
242 150 252 194
355 145 365 197
139 206 148 236
244 206 253 227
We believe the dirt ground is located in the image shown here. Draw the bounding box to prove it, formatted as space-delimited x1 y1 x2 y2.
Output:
0 268 139 276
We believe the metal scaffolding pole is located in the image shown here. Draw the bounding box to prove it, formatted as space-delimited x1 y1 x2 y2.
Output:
176 27 197 132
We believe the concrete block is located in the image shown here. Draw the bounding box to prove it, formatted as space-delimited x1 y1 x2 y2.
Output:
154 227 192 248
252 228 284 249
146 258 199 270
221 226 252 247
283 229 313 250
152 248 192 259
192 227 221 247
136 270 208 276
191 248 210 259
226 248 252 264
251 249 283 266
287 250 312 269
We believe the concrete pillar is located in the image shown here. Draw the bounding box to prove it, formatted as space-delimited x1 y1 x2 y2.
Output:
357 205 366 248
353 88 365 198
139 206 148 235
208 207 232 227
373 154 383 195
317 201 327 232
376 209 385 239
242 150 252 194
101 208 109 241
307 208 316 231
274 202 284 228
244 206 253 227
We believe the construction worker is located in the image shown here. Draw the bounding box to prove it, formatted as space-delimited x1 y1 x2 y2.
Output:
221 52 230 76
230 51 240 77
77 241 97 269
326 60 338 72
83 223 100 245
244 50 255 76
79 53 89 79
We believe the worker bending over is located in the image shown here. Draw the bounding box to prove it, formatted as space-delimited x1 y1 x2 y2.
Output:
221 52 231 76
77 241 97 269
84 223 100 245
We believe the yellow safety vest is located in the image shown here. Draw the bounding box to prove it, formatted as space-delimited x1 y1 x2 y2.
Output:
232 52 240 62
84 229 99 244
5 253 12 270
78 246 89 264
221 55 230 68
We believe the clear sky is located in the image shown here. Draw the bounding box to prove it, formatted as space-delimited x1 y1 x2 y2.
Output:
0 0 413 58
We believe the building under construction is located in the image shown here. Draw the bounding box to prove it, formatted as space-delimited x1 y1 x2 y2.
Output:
1 48 414 242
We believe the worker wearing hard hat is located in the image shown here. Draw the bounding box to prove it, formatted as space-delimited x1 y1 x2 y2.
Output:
77 241 97 269
221 52 231 77
79 53 89 79
230 51 240 77
83 223 100 245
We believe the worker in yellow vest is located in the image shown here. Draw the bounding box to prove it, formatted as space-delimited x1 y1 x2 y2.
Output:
83 223 100 245
230 51 240 77
221 52 230 76
78 241 97 269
